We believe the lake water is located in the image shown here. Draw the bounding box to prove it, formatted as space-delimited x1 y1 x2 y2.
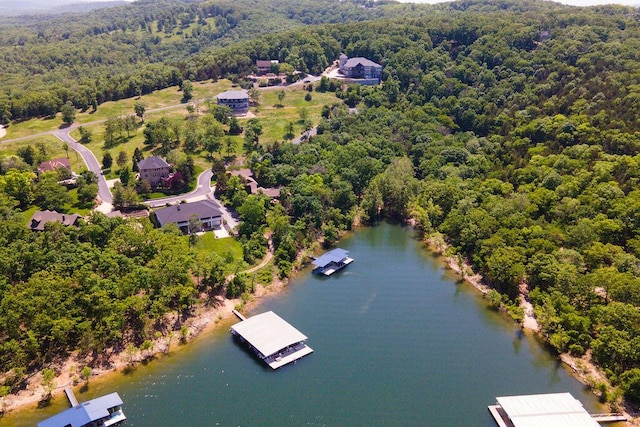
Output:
8 222 604 426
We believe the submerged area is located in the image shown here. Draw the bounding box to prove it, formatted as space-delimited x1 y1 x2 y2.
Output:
15 222 603 426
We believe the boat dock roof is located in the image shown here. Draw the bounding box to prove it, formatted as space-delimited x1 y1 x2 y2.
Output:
231 311 312 368
38 392 125 427
312 248 350 268
489 393 600 427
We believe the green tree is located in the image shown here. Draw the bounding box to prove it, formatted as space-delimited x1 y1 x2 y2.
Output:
116 150 128 169
41 368 56 399
102 152 113 170
134 101 146 123
61 101 76 125
78 126 92 144
181 80 193 102
276 89 286 107
34 173 71 211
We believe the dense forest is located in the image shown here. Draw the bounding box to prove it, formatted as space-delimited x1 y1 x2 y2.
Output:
2 0 640 410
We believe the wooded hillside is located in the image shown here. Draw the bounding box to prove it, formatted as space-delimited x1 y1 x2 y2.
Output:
2 0 640 409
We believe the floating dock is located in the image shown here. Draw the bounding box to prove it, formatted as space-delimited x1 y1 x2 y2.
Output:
312 248 353 276
230 311 313 369
38 392 126 427
488 392 627 426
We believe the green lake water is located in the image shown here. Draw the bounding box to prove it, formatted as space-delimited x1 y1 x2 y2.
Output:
7 222 606 426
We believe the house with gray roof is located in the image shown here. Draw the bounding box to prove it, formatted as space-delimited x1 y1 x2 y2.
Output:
138 156 172 187
338 55 383 83
217 90 249 114
153 200 222 233
28 210 81 231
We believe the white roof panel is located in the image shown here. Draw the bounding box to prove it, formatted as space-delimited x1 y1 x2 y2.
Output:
496 393 599 427
231 311 308 357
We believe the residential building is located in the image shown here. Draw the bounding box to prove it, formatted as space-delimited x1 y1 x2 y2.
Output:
138 156 172 187
28 210 81 231
338 55 383 83
256 59 278 75
217 90 249 114
37 157 71 175
153 200 222 233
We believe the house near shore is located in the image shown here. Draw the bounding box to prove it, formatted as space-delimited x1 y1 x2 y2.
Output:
37 157 71 175
138 156 172 187
217 90 249 114
28 210 81 231
153 200 222 233
338 54 383 84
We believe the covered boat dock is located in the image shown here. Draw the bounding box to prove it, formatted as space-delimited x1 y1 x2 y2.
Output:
230 311 313 369
38 392 126 427
312 248 353 276
488 392 626 426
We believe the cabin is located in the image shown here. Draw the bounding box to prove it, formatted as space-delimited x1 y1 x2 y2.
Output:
28 210 81 231
153 200 222 233
138 156 172 187
230 311 313 369
37 392 126 427
488 392 625 427
312 248 353 276
217 90 249 114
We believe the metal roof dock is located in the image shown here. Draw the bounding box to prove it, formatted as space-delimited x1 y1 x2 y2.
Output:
311 248 353 276
38 392 126 427
488 392 626 427
230 311 313 369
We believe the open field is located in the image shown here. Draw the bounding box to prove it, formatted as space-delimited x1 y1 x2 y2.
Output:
0 135 86 172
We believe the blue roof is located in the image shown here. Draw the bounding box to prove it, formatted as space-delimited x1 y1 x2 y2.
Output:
38 392 123 427
312 248 349 268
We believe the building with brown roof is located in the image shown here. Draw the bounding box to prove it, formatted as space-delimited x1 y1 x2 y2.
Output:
28 210 81 231
37 158 71 175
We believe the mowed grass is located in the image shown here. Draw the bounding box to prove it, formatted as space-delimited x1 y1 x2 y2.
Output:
194 232 243 261
3 80 236 140
0 135 87 172
7 82 340 182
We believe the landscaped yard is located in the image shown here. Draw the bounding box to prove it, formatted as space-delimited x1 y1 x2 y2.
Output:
0 135 86 171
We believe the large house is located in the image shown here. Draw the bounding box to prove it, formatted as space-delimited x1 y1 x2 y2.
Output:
338 54 383 83
37 157 71 175
138 156 172 187
217 90 249 114
228 168 280 199
153 200 222 233
28 210 81 231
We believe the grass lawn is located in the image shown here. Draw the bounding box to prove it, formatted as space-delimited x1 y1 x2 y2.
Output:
3 80 237 140
194 232 244 266
6 82 340 185
0 135 87 172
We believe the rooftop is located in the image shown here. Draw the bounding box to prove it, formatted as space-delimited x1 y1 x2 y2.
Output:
38 157 71 173
29 210 80 231
217 89 249 101
231 311 308 358
491 393 600 427
343 57 381 68
312 248 350 268
37 392 123 427
154 200 221 226
138 156 170 170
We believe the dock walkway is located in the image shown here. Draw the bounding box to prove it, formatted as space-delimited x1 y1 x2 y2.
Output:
591 413 628 423
64 387 79 407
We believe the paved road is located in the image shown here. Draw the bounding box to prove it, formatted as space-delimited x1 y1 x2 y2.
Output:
53 128 113 204
144 170 215 208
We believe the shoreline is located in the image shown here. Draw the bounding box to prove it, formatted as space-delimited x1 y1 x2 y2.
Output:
4 227 638 425
424 233 639 425
0 267 292 417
